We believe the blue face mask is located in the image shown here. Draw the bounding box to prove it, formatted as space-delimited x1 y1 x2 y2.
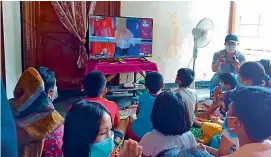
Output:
89 131 114 157
223 113 238 138
51 87 58 102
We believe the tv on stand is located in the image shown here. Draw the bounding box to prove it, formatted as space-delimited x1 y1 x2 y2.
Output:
88 15 153 60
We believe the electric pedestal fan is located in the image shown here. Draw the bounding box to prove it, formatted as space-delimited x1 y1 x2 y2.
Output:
190 18 214 88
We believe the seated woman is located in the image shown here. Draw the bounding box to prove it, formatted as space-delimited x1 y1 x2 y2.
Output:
9 67 64 157
139 91 197 157
63 100 142 157
239 61 266 87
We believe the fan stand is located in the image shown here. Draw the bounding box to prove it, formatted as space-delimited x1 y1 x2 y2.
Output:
190 40 198 90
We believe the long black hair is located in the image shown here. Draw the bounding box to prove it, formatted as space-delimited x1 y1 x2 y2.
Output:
239 61 265 86
62 100 111 157
151 90 191 136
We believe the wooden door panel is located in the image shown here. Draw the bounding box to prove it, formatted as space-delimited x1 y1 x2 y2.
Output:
22 1 120 90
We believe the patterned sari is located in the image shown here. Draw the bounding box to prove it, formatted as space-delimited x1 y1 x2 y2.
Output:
9 67 64 157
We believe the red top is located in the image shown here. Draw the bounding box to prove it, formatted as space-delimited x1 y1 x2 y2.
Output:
85 97 120 127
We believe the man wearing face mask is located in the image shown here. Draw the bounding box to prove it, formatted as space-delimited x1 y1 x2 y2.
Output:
210 35 246 96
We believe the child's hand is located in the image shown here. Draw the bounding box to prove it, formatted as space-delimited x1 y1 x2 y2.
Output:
118 139 142 157
214 86 222 95
198 143 207 150
217 92 225 100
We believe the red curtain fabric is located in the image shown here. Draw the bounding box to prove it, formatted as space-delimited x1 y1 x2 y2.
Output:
51 1 96 68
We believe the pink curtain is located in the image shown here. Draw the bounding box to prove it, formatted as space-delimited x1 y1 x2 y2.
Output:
51 1 96 68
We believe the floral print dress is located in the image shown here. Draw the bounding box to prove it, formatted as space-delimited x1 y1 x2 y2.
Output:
42 124 64 157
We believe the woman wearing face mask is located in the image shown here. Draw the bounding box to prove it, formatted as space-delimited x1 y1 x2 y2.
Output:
63 100 142 157
9 67 64 157
210 35 246 97
239 61 266 86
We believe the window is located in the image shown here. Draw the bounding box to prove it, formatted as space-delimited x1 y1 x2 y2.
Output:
237 15 261 38
234 1 271 61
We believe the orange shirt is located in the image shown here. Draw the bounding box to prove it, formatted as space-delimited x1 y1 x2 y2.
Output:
85 97 120 127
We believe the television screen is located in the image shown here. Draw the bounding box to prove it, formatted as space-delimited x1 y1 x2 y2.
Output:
89 15 153 59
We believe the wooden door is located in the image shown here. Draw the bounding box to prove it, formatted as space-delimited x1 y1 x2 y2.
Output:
21 1 121 90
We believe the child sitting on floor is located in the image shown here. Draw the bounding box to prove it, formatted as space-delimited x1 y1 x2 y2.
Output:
139 91 197 157
196 73 237 123
83 71 120 127
175 68 198 125
127 72 164 142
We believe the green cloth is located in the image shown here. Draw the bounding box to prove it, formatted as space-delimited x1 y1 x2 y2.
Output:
190 126 202 139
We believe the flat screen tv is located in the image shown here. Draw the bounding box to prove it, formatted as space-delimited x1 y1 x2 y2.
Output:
89 15 153 59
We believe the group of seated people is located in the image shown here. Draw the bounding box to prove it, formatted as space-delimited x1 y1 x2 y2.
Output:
1 58 271 157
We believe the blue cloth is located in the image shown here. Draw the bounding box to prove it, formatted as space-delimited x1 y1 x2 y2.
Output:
209 134 236 153
131 93 156 138
1 80 18 157
210 134 221 149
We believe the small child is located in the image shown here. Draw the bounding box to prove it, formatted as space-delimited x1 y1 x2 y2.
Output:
140 91 197 157
127 72 164 142
175 68 198 125
83 71 120 127
196 73 237 121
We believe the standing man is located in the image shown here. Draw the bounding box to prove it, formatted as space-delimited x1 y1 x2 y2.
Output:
210 35 246 95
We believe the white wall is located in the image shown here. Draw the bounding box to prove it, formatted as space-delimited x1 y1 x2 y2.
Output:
120 1 230 83
2 1 22 98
